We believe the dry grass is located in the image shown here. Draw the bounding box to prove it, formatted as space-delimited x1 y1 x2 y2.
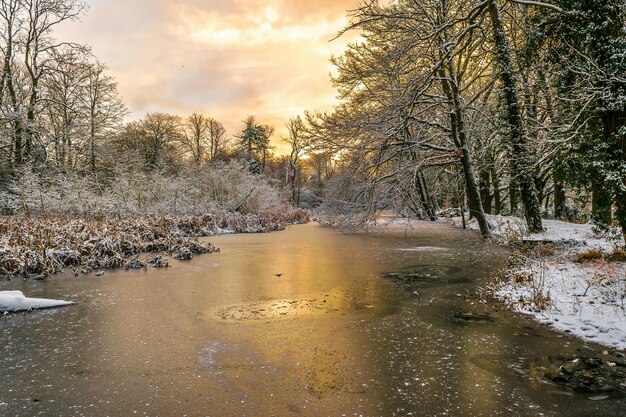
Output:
0 209 309 279
529 289 552 310
574 248 605 263
512 270 534 284
573 247 626 263
607 247 626 262
536 244 556 257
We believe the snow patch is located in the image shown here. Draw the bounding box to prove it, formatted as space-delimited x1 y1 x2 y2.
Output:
497 258 626 350
396 246 449 252
0 290 74 312
448 214 626 350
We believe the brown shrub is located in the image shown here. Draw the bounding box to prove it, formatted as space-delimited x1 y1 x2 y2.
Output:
535 245 556 257
513 270 534 284
574 248 604 263
607 247 626 262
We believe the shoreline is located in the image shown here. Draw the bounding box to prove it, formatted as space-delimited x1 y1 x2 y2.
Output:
446 214 626 351
5 210 624 351
0 210 309 280
340 212 625 351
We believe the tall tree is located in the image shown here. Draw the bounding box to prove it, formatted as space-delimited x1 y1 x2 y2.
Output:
82 61 126 173
551 0 626 241
486 0 543 232
237 115 273 173
21 0 87 162
206 117 226 162
283 116 310 206
317 0 494 236
182 113 226 165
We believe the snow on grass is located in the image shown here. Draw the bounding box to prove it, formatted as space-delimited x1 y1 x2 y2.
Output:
0 290 73 312
496 254 626 350
448 213 626 350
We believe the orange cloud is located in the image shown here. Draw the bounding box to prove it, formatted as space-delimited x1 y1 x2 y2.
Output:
55 0 360 152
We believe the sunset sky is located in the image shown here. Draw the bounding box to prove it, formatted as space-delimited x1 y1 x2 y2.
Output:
56 0 360 153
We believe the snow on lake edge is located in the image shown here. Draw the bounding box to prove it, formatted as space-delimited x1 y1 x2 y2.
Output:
446 214 626 351
0 290 74 312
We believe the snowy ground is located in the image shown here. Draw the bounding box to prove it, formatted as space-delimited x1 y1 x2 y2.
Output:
0 290 73 313
447 214 626 350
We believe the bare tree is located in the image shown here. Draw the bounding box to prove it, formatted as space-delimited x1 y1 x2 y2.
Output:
207 117 226 162
119 113 182 170
0 0 25 165
21 0 87 162
283 115 310 206
316 0 494 236
43 48 89 170
82 60 126 173
182 113 226 165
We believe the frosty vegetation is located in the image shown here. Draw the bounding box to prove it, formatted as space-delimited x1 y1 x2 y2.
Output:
0 164 308 278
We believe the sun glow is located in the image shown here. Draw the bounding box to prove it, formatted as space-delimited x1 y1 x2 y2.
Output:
187 18 348 46
55 0 359 151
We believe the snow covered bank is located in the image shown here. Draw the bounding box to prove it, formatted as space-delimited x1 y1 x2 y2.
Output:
497 256 626 350
0 290 73 312
449 214 626 350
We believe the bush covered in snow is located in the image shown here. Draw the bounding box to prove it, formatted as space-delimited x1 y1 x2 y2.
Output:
0 162 307 220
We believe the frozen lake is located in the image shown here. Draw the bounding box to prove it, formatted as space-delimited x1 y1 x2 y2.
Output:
0 222 623 416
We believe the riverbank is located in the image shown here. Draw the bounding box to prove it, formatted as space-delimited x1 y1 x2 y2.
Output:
447 214 626 351
0 209 309 280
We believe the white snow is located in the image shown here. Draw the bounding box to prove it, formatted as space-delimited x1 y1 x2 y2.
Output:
396 246 449 252
497 257 626 350
0 290 74 312
525 219 620 251
448 214 626 350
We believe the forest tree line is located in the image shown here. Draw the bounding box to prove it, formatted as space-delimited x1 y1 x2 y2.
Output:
0 0 335 215
297 0 626 242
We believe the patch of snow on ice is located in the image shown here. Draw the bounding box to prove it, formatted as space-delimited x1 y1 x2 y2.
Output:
396 246 449 252
0 290 73 312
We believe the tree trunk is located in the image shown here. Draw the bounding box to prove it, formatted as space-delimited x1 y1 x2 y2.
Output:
554 179 566 220
479 170 492 214
592 179 612 224
441 63 491 237
437 74 491 236
488 0 542 232
492 168 502 215
90 119 97 174
419 171 437 220
617 134 626 245
4 41 23 165
509 179 519 215
616 191 626 246
414 169 436 220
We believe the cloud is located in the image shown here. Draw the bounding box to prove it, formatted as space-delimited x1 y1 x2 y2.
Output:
55 0 359 149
